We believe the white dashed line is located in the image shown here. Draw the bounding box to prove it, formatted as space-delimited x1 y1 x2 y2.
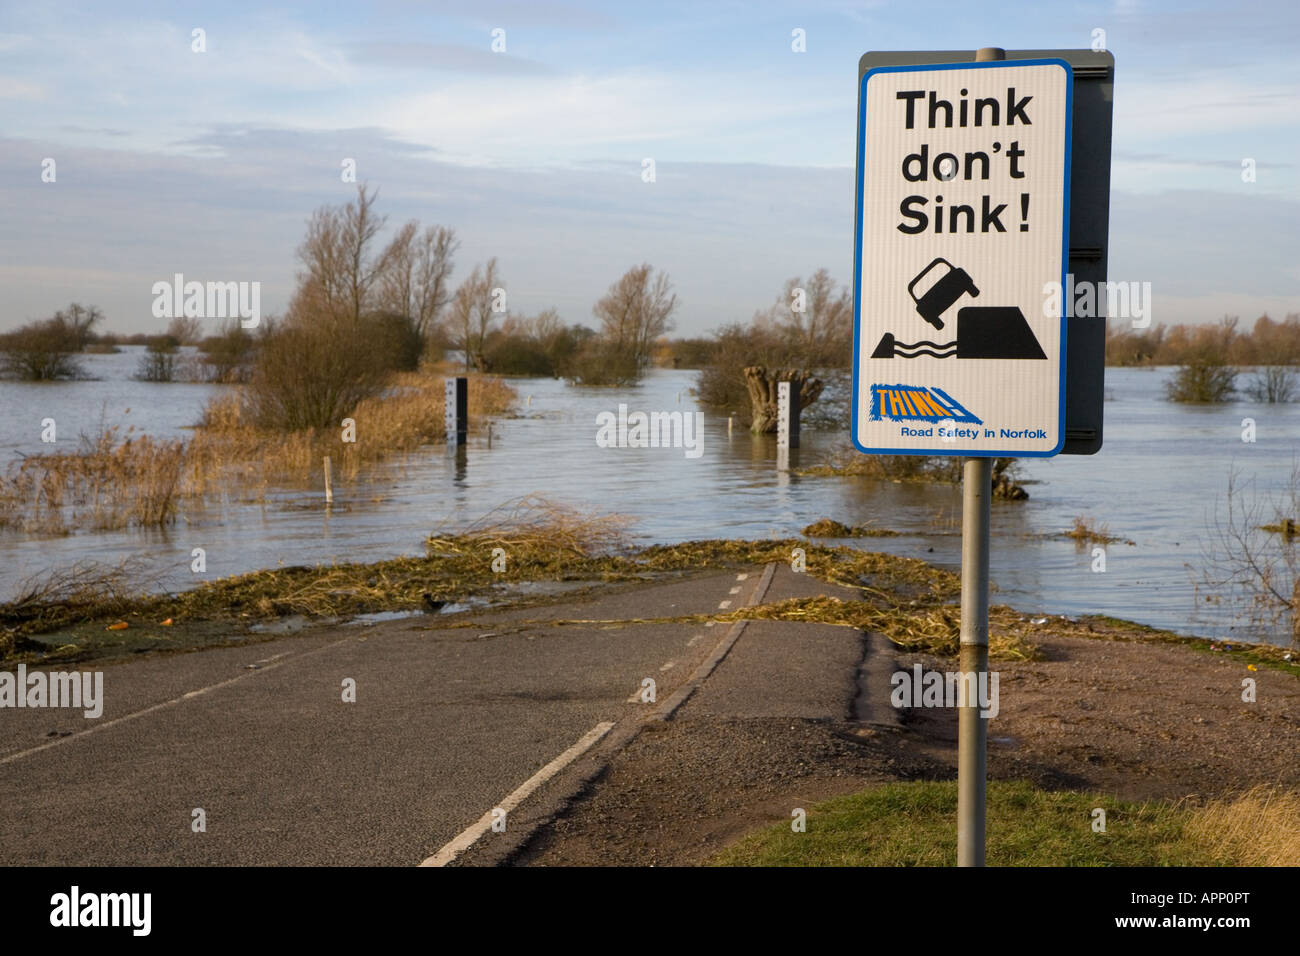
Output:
659 661 675 672
0 641 349 767
729 586 742 595
736 573 749 581
718 600 732 610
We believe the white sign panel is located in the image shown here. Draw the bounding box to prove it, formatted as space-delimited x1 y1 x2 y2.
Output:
852 59 1072 457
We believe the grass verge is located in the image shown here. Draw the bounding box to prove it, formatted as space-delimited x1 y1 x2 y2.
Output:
711 779 1298 866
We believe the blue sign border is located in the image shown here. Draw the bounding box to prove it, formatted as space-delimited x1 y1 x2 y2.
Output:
851 58 1073 458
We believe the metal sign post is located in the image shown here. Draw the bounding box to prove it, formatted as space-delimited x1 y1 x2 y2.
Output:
955 42 1000 873
853 45 1110 866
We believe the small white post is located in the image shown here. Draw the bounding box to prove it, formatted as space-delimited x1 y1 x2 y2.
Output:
323 455 333 504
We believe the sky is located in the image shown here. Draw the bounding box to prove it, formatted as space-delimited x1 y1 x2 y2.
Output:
0 0 1297 335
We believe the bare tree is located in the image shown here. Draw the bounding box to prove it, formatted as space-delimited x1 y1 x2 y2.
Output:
55 303 103 350
448 259 503 371
761 270 851 366
165 316 204 345
379 223 458 339
295 183 391 324
592 264 676 371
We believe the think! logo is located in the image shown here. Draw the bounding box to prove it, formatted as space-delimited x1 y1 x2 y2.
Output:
870 384 982 424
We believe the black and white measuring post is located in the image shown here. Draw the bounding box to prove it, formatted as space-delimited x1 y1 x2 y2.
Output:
776 379 803 473
444 377 468 448
852 46 1112 865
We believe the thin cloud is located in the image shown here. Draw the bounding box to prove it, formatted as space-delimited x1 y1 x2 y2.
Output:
349 40 555 75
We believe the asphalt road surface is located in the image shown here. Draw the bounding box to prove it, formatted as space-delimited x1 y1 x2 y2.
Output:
0 564 874 866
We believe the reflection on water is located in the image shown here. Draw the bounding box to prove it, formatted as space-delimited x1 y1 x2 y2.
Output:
2 350 1298 645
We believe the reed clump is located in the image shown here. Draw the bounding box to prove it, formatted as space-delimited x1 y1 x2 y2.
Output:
0 426 184 534
188 368 517 492
1063 515 1134 546
0 370 517 531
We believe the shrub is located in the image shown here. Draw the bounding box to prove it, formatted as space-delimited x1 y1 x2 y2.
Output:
198 320 257 383
563 338 640 386
1165 362 1237 403
1243 366 1298 403
696 322 803 424
365 311 423 373
661 337 719 369
0 316 84 380
242 314 389 432
482 331 555 376
136 336 179 382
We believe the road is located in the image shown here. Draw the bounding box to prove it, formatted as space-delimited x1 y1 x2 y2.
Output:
0 563 881 866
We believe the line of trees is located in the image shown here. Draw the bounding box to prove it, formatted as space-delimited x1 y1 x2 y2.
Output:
245 185 678 429
694 268 852 425
1106 314 1300 367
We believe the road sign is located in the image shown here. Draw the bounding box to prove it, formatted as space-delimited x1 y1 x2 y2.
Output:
852 58 1073 457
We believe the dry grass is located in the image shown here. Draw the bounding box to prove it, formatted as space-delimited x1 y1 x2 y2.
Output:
1183 785 1300 866
190 368 517 491
0 370 518 530
0 558 156 658
724 596 1043 661
801 518 900 538
0 426 184 534
1063 515 1134 546
427 495 632 561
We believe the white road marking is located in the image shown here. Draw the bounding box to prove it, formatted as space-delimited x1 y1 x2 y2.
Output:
659 661 675 672
704 621 716 627
718 600 732 609
686 634 703 647
0 641 349 766
420 721 615 867
736 573 749 581
729 586 742 595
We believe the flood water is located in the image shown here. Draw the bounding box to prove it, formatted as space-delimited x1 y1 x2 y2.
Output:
2 347 1297 646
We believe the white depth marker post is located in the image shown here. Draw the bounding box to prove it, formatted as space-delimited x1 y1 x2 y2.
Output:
444 379 458 448
776 381 791 472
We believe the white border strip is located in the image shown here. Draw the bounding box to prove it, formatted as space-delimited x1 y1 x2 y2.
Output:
419 720 615 867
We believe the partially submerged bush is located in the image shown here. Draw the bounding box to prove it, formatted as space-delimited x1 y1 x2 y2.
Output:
242 314 391 431
198 320 257 383
136 336 179 382
0 316 84 380
1243 365 1298 403
1165 362 1237 403
564 337 640 386
803 448 1027 499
